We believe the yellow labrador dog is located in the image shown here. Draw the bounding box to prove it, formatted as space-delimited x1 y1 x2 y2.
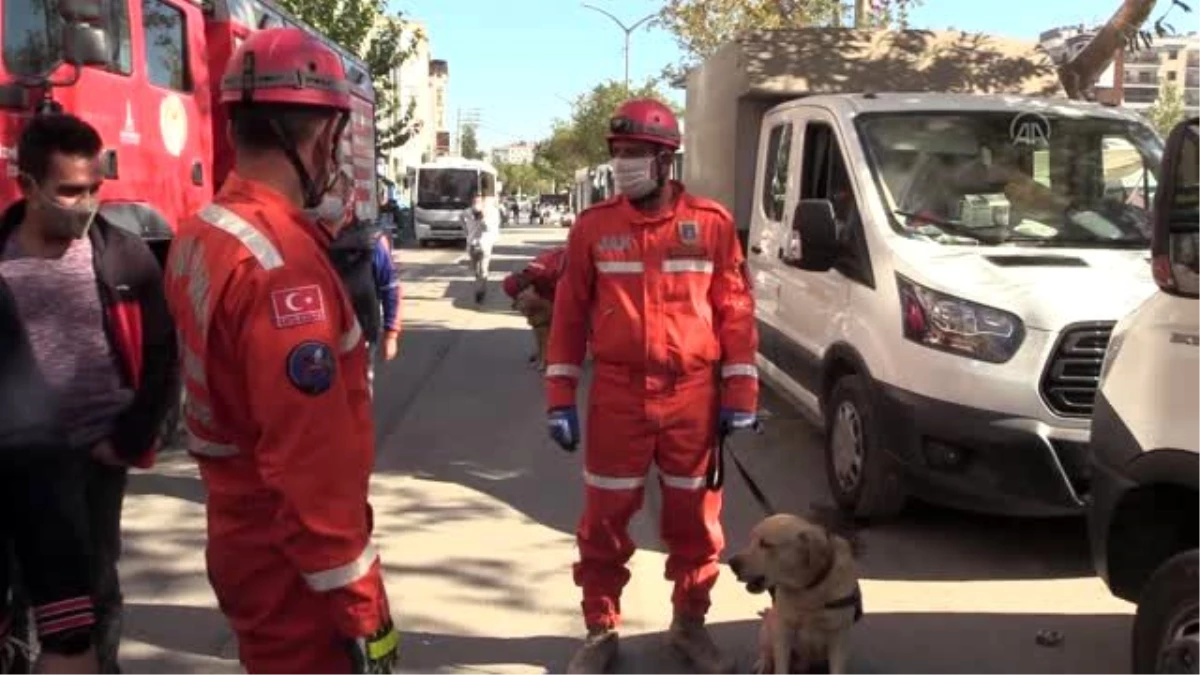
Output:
728 514 863 674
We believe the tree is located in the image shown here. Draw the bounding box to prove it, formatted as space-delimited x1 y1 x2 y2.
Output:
1146 84 1188 135
274 0 424 155
496 162 546 196
532 79 678 185
460 124 485 160
656 0 923 84
1058 0 1191 99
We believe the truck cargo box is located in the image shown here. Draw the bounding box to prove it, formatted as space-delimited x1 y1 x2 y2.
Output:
683 28 1062 233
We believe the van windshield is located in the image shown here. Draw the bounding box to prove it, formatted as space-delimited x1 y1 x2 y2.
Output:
857 111 1163 247
416 169 478 210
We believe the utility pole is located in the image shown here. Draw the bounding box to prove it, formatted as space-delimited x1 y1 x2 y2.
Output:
455 106 482 157
581 3 656 92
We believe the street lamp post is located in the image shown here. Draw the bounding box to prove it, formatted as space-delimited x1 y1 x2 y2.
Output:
580 3 656 92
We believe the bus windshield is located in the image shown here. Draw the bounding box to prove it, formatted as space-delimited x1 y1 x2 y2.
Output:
417 169 478 210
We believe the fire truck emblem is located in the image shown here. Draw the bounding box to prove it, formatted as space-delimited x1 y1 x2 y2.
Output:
119 101 140 146
160 94 188 158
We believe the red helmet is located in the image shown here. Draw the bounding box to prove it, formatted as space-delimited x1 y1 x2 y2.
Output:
220 28 351 111
608 99 681 150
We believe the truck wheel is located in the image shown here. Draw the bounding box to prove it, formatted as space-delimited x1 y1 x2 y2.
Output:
824 374 906 520
1133 549 1198 674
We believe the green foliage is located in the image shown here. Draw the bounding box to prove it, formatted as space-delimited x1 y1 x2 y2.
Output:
532 79 677 187
274 0 423 155
460 124 485 160
655 0 923 85
496 162 547 196
1146 84 1188 136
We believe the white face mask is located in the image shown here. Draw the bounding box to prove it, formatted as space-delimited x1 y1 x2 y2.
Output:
611 156 658 199
306 195 348 231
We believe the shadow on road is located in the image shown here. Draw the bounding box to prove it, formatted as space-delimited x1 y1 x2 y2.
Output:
397 611 1129 674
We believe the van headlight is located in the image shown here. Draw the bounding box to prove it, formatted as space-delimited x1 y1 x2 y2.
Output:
896 275 1025 363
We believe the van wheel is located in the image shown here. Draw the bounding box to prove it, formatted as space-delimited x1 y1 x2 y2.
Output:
824 374 906 520
1133 549 1199 674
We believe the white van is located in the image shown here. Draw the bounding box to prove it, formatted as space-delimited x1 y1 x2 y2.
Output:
412 157 500 247
1088 117 1198 674
746 94 1163 518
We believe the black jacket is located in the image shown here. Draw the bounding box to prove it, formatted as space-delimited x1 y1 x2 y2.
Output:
0 201 180 465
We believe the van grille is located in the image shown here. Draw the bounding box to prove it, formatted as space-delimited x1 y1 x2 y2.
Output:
1039 322 1115 418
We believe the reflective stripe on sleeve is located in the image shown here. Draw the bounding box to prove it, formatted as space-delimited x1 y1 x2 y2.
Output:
184 427 238 458
545 364 582 379
340 319 363 353
660 472 706 490
721 364 759 379
303 543 379 592
595 261 644 274
582 471 645 490
663 259 714 274
197 204 284 270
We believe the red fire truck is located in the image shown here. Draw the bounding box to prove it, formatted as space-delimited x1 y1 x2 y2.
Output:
0 0 379 262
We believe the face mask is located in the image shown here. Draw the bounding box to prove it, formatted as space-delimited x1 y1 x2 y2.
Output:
611 156 659 200
36 189 99 240
306 194 349 231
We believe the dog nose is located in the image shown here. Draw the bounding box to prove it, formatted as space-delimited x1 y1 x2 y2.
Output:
728 556 743 574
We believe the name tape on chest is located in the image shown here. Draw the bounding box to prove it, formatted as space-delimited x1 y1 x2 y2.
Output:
271 285 327 328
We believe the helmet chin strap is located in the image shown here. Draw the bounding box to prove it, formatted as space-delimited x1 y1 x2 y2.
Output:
269 113 350 209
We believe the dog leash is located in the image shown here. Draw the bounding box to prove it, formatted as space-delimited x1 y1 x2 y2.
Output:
706 423 777 516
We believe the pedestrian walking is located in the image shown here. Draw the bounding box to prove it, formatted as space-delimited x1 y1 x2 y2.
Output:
0 113 180 674
162 28 398 674
464 195 499 304
543 98 760 674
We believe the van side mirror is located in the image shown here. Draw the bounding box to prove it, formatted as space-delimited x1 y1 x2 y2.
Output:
1151 117 1200 297
785 199 839 271
63 22 111 68
58 0 103 22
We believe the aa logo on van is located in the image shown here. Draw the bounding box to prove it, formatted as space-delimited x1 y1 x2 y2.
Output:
1010 111 1051 148
677 220 699 244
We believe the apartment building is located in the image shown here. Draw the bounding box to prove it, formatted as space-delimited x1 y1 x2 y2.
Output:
381 21 452 197
492 141 536 165
1039 25 1199 115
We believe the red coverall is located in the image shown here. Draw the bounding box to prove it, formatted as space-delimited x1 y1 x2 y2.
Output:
544 182 758 629
164 173 390 673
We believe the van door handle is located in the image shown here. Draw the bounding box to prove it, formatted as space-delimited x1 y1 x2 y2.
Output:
750 245 763 255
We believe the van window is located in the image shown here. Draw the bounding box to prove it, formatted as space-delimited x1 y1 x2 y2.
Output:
3 0 132 76
1102 135 1156 211
143 0 191 91
800 122 857 225
760 122 792 222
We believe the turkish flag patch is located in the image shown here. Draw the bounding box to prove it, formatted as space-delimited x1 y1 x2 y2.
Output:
270 285 327 328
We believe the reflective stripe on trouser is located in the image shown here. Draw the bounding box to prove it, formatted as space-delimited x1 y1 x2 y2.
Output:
574 365 724 629
204 508 353 674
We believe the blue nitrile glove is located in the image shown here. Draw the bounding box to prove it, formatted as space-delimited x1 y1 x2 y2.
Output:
720 409 758 437
548 406 580 452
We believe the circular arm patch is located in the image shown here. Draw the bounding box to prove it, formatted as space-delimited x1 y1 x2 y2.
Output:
286 341 337 395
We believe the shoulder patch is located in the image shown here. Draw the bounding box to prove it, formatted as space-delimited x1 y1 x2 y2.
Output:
286 340 336 395
271 285 327 328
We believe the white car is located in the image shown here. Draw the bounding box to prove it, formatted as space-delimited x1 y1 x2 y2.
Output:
1088 117 1198 674
746 94 1163 519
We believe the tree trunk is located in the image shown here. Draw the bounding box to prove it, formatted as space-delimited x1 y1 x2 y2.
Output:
1058 0 1159 99
853 0 870 27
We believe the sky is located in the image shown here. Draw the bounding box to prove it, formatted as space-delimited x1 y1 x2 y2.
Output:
390 0 1171 151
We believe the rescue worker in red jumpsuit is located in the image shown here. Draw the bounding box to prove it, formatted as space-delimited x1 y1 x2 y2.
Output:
162 28 398 674
544 99 759 674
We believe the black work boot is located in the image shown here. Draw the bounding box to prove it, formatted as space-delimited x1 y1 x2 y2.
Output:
566 627 618 674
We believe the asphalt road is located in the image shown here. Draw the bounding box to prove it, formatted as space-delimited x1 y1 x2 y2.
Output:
116 223 1134 673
